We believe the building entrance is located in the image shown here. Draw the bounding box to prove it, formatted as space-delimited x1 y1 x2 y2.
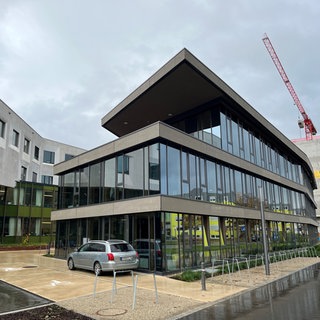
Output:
132 213 162 272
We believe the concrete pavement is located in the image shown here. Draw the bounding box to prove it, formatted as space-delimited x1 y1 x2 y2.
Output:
0 250 243 303
0 250 319 319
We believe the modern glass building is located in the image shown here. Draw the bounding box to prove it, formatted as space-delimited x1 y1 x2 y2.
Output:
52 49 318 273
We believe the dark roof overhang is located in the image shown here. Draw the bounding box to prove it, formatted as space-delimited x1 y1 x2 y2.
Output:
101 48 227 137
100 48 316 189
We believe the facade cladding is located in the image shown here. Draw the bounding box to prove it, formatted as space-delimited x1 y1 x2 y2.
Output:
293 136 320 239
52 49 317 273
0 100 86 245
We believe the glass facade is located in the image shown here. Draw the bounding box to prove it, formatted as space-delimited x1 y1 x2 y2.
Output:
170 107 306 186
59 144 161 208
55 210 311 273
58 142 311 218
55 107 316 273
0 182 57 244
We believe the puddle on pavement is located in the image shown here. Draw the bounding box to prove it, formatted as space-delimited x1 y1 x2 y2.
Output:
0 280 51 314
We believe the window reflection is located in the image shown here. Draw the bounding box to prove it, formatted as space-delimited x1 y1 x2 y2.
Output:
58 143 310 219
167 147 181 197
124 149 143 199
169 106 304 187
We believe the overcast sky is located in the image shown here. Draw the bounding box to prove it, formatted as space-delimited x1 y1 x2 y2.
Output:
1 0 319 150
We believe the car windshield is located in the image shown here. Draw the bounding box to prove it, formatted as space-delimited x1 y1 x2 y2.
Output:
110 243 134 252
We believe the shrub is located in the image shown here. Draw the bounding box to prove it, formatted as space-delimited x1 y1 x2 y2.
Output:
173 270 209 282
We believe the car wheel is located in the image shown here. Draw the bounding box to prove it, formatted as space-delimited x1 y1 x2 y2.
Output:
68 258 75 270
94 262 102 276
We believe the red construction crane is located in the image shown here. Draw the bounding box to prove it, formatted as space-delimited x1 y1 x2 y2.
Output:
262 33 317 140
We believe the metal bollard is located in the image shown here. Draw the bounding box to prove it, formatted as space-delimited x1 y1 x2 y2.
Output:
201 262 206 291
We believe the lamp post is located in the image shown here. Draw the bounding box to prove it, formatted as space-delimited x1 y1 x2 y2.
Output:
259 186 270 275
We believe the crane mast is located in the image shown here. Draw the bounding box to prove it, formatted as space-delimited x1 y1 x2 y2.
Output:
262 33 317 140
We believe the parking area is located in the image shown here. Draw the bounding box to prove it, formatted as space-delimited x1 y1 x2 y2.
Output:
0 250 208 319
1 250 319 319
0 250 135 302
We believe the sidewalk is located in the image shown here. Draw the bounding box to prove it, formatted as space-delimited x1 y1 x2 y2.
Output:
0 250 319 319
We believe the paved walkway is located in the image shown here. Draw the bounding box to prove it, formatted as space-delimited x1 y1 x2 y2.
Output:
0 250 319 319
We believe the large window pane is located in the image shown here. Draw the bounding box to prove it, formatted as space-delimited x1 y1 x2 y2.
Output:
89 163 101 204
124 149 143 199
207 161 216 203
61 172 74 208
200 158 207 200
224 167 230 204
80 166 89 206
116 156 124 200
189 154 197 199
249 132 256 164
216 164 223 203
149 144 160 195
235 170 243 206
220 112 228 152
104 158 115 202
32 188 43 207
167 146 181 197
181 151 189 198
160 144 167 195
232 119 239 157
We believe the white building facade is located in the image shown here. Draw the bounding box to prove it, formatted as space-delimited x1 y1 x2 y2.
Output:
0 100 86 243
293 136 320 240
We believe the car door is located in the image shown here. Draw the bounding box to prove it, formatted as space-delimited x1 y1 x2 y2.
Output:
83 243 106 270
73 243 91 268
82 243 97 270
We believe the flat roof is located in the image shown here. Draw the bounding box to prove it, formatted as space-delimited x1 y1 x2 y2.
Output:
102 48 236 137
101 48 288 144
100 48 315 188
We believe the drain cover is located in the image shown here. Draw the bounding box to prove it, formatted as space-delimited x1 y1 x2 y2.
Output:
96 308 127 316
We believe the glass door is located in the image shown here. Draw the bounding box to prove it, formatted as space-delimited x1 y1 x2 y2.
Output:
133 213 153 271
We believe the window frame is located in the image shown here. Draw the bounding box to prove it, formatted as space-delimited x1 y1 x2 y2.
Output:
0 119 5 138
24 138 30 154
43 150 55 164
34 146 40 160
12 129 19 147
21 166 27 181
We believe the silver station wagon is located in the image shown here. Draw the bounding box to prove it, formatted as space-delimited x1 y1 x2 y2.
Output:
67 240 139 275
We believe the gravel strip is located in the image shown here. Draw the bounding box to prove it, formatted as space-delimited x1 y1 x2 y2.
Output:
58 287 204 320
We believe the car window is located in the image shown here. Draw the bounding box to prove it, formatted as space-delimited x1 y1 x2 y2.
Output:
90 243 105 252
110 243 134 252
79 243 90 252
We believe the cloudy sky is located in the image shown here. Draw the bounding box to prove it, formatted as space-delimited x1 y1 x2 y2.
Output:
1 0 319 150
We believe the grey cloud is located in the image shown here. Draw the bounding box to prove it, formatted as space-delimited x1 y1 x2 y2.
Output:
0 0 319 149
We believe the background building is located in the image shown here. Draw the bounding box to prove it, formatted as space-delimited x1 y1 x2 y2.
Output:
52 49 318 274
0 100 86 244
293 136 320 239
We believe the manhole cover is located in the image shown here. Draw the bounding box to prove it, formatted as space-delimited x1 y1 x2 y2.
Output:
96 308 127 316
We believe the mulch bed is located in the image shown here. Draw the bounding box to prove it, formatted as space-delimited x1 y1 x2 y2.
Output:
1 304 94 320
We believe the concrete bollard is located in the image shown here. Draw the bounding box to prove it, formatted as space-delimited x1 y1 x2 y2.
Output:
201 262 206 291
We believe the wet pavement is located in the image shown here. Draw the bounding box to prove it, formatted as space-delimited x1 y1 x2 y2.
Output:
0 250 319 319
176 265 320 320
0 280 51 314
